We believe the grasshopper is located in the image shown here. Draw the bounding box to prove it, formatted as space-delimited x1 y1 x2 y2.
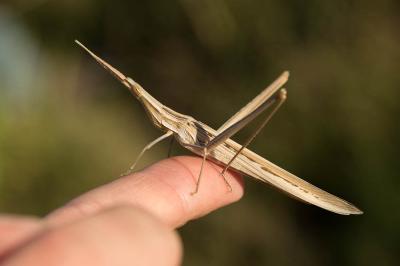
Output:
75 41 362 215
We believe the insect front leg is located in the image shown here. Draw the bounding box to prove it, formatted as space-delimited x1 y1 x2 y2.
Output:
121 131 173 176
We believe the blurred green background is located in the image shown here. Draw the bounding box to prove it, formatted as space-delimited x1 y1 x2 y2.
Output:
0 0 399 265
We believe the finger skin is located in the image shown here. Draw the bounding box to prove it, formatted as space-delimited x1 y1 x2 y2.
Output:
47 156 244 228
1 206 182 266
0 216 43 260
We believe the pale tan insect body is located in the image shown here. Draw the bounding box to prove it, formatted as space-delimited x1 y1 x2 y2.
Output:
76 40 362 215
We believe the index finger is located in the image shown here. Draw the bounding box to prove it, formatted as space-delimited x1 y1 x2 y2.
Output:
46 156 244 228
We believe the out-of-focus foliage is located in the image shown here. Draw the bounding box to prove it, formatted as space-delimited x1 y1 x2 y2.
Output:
0 1 399 265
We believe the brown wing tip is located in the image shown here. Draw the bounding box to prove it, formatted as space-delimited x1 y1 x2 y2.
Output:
336 201 363 215
348 205 363 215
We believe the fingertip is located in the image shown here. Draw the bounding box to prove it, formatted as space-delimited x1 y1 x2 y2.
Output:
46 156 245 229
141 156 244 226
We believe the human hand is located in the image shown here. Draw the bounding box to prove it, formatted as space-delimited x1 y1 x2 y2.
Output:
0 156 244 266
